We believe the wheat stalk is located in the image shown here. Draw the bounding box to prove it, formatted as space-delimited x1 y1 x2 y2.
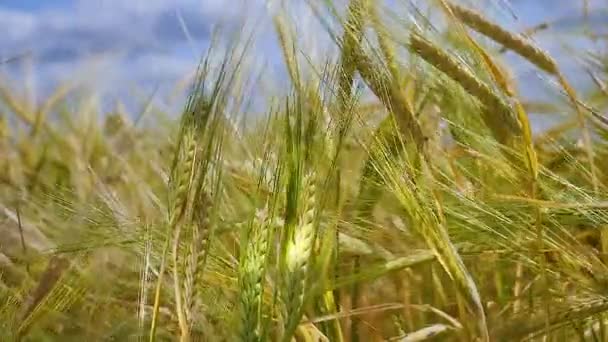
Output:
150 98 207 342
149 156 194 342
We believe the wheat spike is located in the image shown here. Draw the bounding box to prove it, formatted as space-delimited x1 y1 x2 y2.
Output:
170 126 198 342
274 14 301 89
368 2 399 82
171 129 197 227
444 1 559 75
281 172 317 341
440 2 597 189
337 0 367 114
151 90 212 342
495 297 608 339
409 33 520 145
238 207 271 342
184 191 211 326
353 47 425 147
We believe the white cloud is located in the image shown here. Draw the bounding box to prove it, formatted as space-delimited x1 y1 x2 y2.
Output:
3 0 603 115
0 0 238 103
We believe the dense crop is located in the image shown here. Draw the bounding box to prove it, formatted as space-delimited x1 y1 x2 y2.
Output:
1 1 608 341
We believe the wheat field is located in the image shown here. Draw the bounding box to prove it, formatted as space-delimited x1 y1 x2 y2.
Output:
1 0 608 341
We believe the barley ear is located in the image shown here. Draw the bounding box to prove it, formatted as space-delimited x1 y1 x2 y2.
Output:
337 0 368 114
184 190 212 326
443 1 558 75
442 0 598 190
409 33 520 146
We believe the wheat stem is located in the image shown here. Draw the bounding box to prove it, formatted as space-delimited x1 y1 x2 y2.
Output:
149 230 170 342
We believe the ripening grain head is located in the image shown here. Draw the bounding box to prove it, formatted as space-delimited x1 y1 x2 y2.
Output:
445 1 559 75
409 33 520 146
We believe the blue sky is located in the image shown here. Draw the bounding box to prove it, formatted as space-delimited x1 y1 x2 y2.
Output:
0 0 606 116
0 0 259 112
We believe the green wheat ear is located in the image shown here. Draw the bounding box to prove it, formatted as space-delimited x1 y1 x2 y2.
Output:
238 206 271 342
280 171 317 342
150 46 230 341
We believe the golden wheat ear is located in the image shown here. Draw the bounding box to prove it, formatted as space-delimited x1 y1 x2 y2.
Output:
409 33 519 146
443 1 558 75
442 0 598 188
